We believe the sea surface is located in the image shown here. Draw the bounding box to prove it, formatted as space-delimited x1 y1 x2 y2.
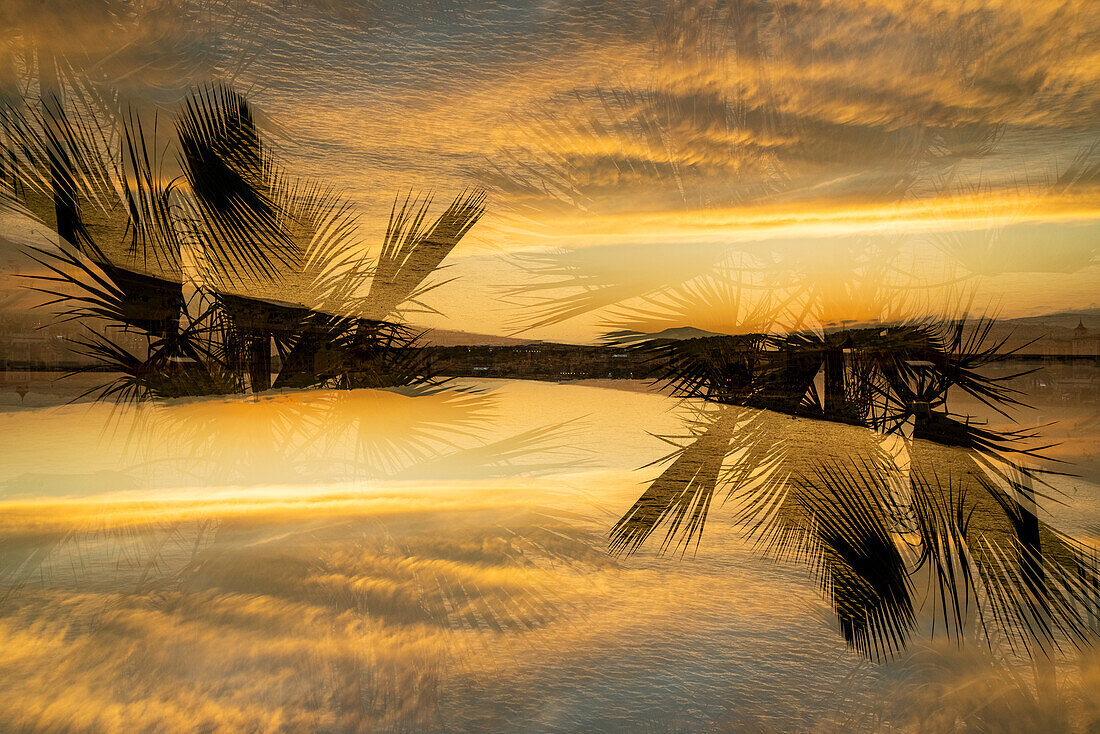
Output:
0 375 1098 732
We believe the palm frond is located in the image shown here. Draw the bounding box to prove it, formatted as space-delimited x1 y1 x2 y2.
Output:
609 407 741 556
365 189 485 319
176 82 298 283
120 108 182 273
798 461 916 661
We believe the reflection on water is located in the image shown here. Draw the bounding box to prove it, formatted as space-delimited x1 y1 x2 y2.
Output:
1 378 1098 732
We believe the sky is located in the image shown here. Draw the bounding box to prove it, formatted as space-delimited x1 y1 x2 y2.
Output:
2 0 1099 342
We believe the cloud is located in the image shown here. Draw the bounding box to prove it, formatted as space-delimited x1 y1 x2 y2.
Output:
3 0 1097 339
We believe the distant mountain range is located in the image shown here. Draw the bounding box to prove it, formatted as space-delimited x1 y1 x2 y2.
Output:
418 325 733 346
417 328 538 346
998 308 1100 331
416 310 1100 348
606 326 727 343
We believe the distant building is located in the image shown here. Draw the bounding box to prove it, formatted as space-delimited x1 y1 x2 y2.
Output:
1071 321 1100 357
1029 320 1100 358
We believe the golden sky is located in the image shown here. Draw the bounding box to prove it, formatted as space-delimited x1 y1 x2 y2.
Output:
2 0 1098 341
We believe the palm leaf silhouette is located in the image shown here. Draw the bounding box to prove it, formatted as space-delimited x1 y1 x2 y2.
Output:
175 83 298 284
365 189 486 320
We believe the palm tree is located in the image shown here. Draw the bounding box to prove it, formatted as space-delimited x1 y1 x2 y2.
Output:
3 80 485 402
610 400 1099 668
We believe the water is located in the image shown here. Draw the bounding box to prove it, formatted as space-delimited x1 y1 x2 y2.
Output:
0 377 1098 732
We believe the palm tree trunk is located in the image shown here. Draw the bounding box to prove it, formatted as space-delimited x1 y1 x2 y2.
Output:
824 345 847 418
247 331 272 392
